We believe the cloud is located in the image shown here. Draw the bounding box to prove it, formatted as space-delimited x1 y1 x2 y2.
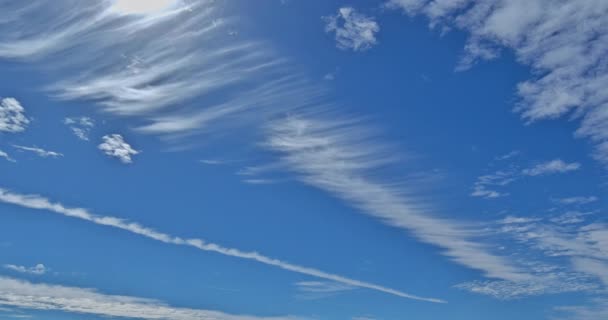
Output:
64 116 94 141
471 158 582 199
0 150 15 163
555 196 599 205
554 298 608 320
264 116 526 282
522 159 581 176
323 7 380 51
98 134 139 163
0 1 319 140
385 0 608 165
0 97 29 133
456 213 608 299
0 187 443 303
3 264 47 275
294 281 356 299
12 145 63 158
0 276 295 320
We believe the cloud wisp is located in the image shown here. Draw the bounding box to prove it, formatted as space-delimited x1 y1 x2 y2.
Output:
12 145 63 158
0 1 322 141
3 264 47 275
64 116 95 141
471 158 582 199
0 187 444 303
323 7 380 51
522 159 581 176
264 116 526 282
0 97 29 133
0 150 15 163
0 275 296 320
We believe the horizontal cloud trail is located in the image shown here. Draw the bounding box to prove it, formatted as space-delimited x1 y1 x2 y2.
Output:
0 187 444 303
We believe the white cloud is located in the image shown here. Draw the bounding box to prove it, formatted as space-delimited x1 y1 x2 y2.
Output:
3 264 47 275
0 276 295 320
470 169 516 198
556 196 599 205
294 281 356 299
0 187 443 303
12 145 63 158
471 158 582 199
98 134 139 163
264 116 526 282
0 150 15 163
0 1 317 140
522 159 581 176
385 0 608 165
0 97 29 133
457 214 608 299
64 116 94 141
323 7 380 51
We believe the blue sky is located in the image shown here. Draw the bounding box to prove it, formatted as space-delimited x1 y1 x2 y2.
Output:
0 0 607 319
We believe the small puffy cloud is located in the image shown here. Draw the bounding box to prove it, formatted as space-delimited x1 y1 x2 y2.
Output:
0 150 15 163
12 145 63 158
0 98 29 133
98 134 139 163
323 7 379 51
522 159 581 176
64 116 95 141
3 264 47 275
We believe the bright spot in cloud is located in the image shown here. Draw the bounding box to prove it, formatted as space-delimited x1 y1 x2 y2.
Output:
110 0 179 15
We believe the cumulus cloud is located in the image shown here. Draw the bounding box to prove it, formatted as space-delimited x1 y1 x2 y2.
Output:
0 97 29 133
98 134 139 163
12 145 63 158
522 159 581 176
323 7 380 51
64 116 94 141
385 0 608 165
3 264 47 275
0 187 443 303
0 276 295 320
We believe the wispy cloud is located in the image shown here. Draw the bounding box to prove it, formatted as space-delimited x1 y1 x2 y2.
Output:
555 196 599 206
3 264 47 275
385 0 608 165
456 211 608 299
0 150 15 163
64 116 94 141
0 276 296 320
0 97 29 133
471 158 582 199
12 145 63 158
522 159 581 176
0 1 321 141
294 281 356 299
98 134 139 163
323 7 380 51
0 187 443 303
264 116 526 282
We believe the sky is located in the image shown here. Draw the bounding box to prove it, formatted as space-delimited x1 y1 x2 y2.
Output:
0 0 607 319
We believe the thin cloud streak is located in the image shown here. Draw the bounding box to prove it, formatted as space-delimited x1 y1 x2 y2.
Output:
264 116 527 282
0 276 296 320
0 187 444 303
